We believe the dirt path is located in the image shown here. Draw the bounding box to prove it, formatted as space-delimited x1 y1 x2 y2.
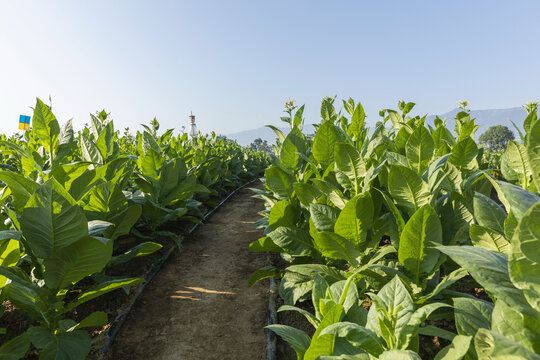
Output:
108 182 269 360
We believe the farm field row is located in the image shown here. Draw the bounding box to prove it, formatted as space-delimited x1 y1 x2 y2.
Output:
251 98 540 359
0 99 268 359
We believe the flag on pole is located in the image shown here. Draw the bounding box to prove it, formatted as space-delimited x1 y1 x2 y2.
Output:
18 115 30 130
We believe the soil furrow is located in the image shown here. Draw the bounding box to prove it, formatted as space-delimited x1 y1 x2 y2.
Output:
108 183 268 360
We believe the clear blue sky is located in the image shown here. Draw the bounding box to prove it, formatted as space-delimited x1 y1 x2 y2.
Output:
1 1 539 135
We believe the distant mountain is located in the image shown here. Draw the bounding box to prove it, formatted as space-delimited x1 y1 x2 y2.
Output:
227 107 527 146
426 107 526 137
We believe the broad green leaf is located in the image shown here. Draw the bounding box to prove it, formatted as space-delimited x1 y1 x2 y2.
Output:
20 179 88 258
527 120 540 190
70 311 108 330
280 265 345 305
509 202 540 312
280 128 306 170
0 332 30 360
104 204 142 240
313 232 361 266
506 140 532 188
32 98 60 155
68 277 144 309
265 166 295 199
0 170 39 210
367 276 414 335
470 224 510 254
108 241 162 267
437 245 530 312
304 303 345 360
398 204 442 283
496 181 539 222
473 192 506 235
474 328 540 360
334 143 365 192
278 305 320 328
137 148 163 180
388 165 430 213
44 236 112 289
434 335 472 360
269 200 295 230
313 122 347 167
453 297 493 337
27 326 90 360
321 322 384 356
378 349 421 360
248 267 281 287
293 183 321 207
266 324 310 359
249 236 284 253
310 204 340 232
448 138 478 171
334 193 373 249
406 125 434 174
268 227 317 257
266 125 286 143
417 268 469 304
80 134 104 164
491 300 540 353
349 102 365 140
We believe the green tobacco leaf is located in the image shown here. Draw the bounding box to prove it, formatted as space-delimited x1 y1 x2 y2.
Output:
470 224 510 254
313 122 347 167
249 236 284 253
0 170 38 211
268 227 317 257
68 277 144 310
32 98 60 155
265 166 295 199
81 134 104 164
304 303 345 360
269 200 295 231
398 204 442 283
21 179 88 258
506 140 532 188
406 124 434 174
44 236 112 289
313 232 361 266
248 267 281 287
334 193 373 249
71 311 108 330
265 125 286 143
388 165 430 213
474 328 540 360
310 204 339 232
453 297 493 337
27 326 90 360
104 204 142 240
293 183 321 207
137 148 163 180
281 128 306 170
349 102 366 140
378 350 421 360
0 332 30 360
321 322 384 356
367 276 414 335
266 325 310 359
434 335 471 360
496 181 539 222
509 202 540 312
527 120 540 190
334 143 365 192
448 137 478 171
473 192 507 235
438 245 530 312
491 300 540 353
108 241 162 267
280 265 345 305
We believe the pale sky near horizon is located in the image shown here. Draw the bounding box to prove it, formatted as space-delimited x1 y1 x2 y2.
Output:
1 1 539 136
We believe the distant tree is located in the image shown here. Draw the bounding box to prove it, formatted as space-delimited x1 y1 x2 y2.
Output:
250 138 272 153
478 125 515 151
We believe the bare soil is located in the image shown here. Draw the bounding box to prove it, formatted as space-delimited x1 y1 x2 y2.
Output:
107 183 270 360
